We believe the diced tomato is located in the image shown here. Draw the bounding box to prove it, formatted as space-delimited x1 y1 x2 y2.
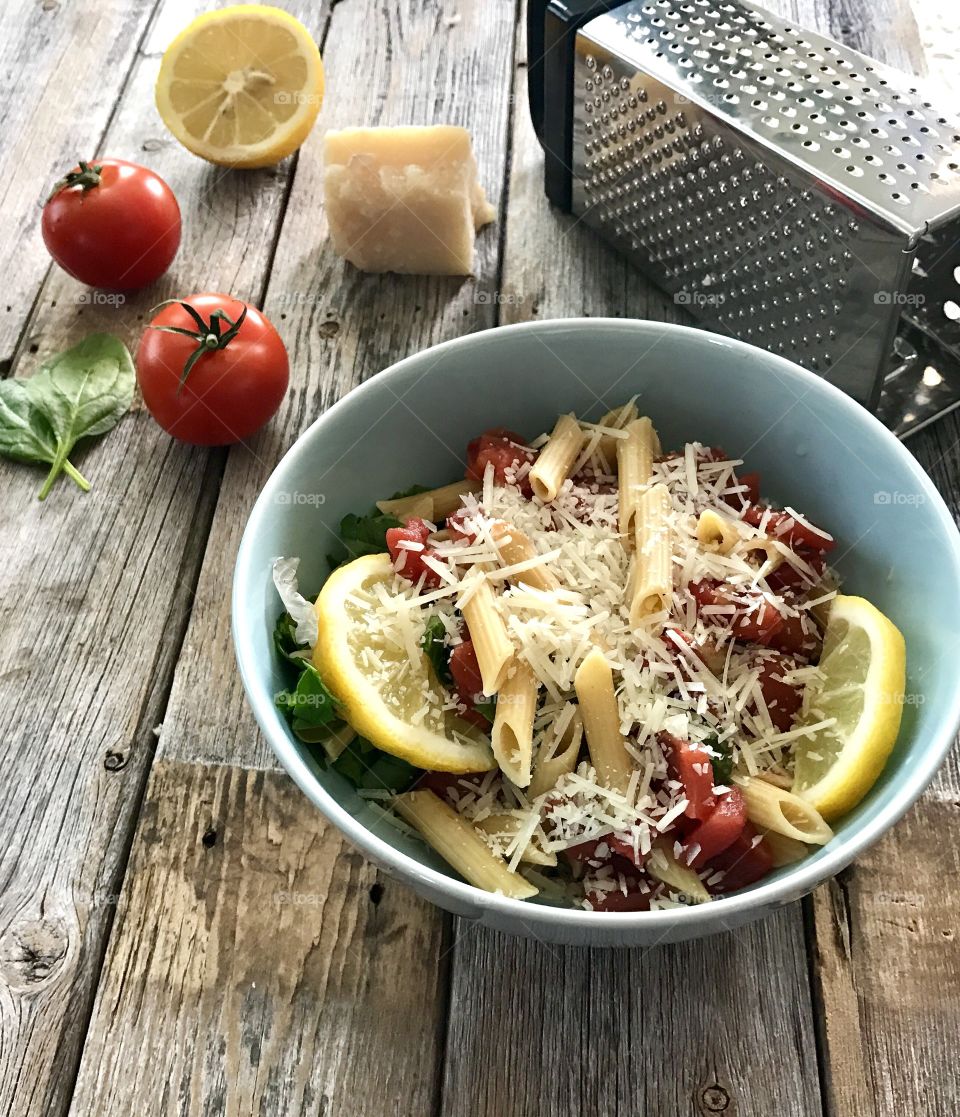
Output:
753 655 804 732
447 639 491 726
706 822 774 892
585 876 655 912
764 548 826 593
607 833 649 870
738 471 761 505
446 509 475 542
690 580 784 647
661 732 716 821
385 517 444 589
742 505 835 553
466 428 535 494
764 611 820 658
682 786 747 869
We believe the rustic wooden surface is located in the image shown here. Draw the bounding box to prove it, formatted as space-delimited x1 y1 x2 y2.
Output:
0 1 956 1115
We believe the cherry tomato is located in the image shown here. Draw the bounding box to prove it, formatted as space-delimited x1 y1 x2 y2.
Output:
42 158 180 290
137 293 288 445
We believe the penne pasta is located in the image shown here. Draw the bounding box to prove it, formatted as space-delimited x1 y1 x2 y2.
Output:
737 537 785 574
595 400 639 462
376 478 482 521
762 830 810 867
630 482 672 625
529 413 584 502
529 709 583 799
395 791 538 899
574 647 633 793
695 508 741 554
473 813 557 866
617 416 660 543
741 778 834 845
460 575 514 696
647 842 710 903
491 659 538 787
491 521 560 592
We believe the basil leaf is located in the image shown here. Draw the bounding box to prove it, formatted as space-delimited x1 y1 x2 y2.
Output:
335 486 432 564
473 697 497 724
274 663 339 727
332 735 420 792
707 736 733 784
421 615 452 684
0 334 134 500
338 510 402 559
0 380 60 464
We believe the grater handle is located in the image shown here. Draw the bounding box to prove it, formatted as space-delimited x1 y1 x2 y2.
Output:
528 0 623 210
527 0 548 145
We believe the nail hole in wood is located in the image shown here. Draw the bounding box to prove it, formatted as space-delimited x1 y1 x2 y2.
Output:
369 882 384 905
201 828 217 848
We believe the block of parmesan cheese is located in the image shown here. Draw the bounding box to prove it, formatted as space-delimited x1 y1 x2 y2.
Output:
323 125 496 276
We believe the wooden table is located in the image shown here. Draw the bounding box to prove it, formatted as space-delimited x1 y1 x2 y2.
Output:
1 1 957 1113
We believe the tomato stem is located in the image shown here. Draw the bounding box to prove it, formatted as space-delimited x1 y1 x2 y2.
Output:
48 160 103 202
148 300 249 392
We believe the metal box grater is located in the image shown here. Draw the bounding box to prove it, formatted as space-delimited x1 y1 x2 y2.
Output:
527 0 960 437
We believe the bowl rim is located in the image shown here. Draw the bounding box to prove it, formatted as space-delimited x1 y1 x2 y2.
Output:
233 316 960 931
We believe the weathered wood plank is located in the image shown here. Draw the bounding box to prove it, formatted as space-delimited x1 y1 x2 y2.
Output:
443 909 821 1117
0 0 160 367
0 4 329 1113
68 1 518 1112
810 800 960 1117
67 760 450 1117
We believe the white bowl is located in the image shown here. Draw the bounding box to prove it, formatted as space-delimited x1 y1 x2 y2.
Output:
233 319 960 946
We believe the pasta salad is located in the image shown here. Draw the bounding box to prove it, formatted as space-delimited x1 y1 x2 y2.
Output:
271 403 906 911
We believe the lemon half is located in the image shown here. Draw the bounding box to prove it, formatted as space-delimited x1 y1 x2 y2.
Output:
156 5 324 168
313 554 496 774
793 595 907 820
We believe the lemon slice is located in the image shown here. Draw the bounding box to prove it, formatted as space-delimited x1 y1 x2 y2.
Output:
156 5 324 168
313 554 496 774
792 595 907 820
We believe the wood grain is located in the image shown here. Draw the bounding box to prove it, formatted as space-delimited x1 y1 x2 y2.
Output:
69 1 518 1112
0 0 160 367
0 4 330 1114
69 761 450 1117
443 909 822 1117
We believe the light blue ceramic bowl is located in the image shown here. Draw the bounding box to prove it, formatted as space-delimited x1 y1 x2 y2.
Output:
233 319 960 946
